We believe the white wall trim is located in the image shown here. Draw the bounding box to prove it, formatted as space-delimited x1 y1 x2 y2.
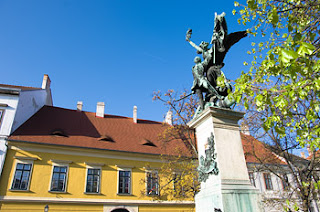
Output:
85 162 105 167
0 196 195 205
50 159 72 164
14 156 38 161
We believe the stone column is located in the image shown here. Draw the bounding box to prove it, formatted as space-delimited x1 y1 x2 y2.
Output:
188 107 261 212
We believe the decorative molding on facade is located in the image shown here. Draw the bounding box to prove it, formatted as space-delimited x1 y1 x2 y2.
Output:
85 162 105 167
9 145 164 163
142 167 160 171
50 159 72 164
0 196 195 205
115 165 135 169
14 156 38 161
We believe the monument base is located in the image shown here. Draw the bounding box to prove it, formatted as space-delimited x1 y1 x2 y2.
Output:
195 178 261 211
188 107 261 212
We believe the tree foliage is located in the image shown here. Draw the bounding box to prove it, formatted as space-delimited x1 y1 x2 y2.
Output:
152 0 320 209
153 89 198 156
234 0 320 147
233 0 320 211
149 90 199 200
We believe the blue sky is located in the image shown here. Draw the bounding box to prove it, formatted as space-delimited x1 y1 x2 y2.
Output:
0 0 253 122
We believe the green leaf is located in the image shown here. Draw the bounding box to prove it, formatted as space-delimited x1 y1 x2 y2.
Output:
275 126 286 135
275 97 288 109
281 49 298 64
301 42 315 55
255 94 264 107
247 0 257 10
268 8 279 26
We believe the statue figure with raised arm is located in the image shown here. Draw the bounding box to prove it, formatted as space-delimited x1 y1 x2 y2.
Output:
191 55 224 111
186 12 247 112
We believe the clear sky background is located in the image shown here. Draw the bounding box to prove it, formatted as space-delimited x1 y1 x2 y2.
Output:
0 0 254 122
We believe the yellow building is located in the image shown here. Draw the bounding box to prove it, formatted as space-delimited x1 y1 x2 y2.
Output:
0 104 195 212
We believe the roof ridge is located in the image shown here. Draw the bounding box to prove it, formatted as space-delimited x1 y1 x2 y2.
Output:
46 105 164 124
0 84 41 90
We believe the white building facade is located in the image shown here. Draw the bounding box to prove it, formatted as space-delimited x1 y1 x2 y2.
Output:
0 74 52 177
247 163 319 212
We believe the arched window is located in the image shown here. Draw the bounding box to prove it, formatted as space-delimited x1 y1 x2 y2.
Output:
111 209 129 212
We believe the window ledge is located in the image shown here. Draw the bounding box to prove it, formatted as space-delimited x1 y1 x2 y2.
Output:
84 192 102 195
9 189 30 192
117 193 133 196
146 194 159 197
48 190 67 194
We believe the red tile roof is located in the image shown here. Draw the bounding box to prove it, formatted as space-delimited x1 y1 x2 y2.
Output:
0 84 41 91
9 106 192 157
241 133 286 165
9 105 290 164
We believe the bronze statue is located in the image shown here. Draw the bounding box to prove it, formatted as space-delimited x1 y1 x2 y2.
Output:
187 12 247 112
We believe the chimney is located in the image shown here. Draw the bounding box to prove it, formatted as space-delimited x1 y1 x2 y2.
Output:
96 102 105 118
164 110 173 125
42 74 51 90
42 74 53 106
77 101 83 111
133 106 137 123
240 123 250 135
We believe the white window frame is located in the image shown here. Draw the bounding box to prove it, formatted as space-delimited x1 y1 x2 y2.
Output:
146 169 159 196
281 174 289 190
10 158 36 191
49 160 71 193
0 109 5 129
117 167 132 195
84 163 103 194
263 172 273 190
248 172 256 187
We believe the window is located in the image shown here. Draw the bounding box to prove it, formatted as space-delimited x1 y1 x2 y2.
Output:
173 173 181 191
173 173 185 196
11 163 32 190
147 171 158 195
50 166 68 192
263 173 273 190
118 170 131 194
86 168 100 193
0 109 4 128
248 172 256 187
281 174 289 190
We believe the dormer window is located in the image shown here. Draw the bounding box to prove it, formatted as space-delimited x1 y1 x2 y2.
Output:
98 135 115 142
141 139 156 147
50 129 68 137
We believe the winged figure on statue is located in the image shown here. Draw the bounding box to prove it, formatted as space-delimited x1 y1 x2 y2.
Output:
186 12 247 114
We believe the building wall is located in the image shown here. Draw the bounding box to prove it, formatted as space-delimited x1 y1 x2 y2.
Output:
0 77 52 178
0 91 20 179
11 89 51 133
0 141 195 212
0 93 19 137
247 165 301 212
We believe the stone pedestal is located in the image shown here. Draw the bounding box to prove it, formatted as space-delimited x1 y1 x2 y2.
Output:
188 107 261 212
